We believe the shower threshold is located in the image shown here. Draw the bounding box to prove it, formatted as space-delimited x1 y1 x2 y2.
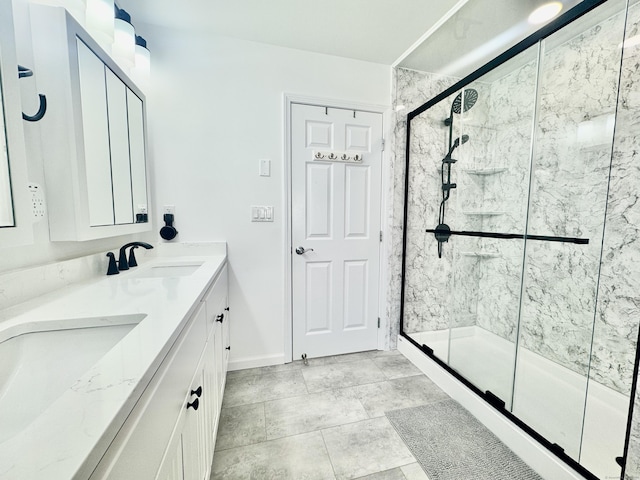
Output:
399 329 626 480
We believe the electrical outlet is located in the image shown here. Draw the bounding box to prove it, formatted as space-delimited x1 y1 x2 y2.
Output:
28 183 46 221
164 205 175 215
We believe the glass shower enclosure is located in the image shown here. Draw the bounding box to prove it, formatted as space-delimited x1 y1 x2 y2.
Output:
400 1 640 479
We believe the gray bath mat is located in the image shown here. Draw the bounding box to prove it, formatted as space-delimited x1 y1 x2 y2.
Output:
386 400 543 480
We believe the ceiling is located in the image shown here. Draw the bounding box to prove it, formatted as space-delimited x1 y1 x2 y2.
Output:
116 0 462 65
117 0 586 75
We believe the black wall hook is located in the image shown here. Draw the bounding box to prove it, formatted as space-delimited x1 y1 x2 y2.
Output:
23 94 47 122
18 65 47 122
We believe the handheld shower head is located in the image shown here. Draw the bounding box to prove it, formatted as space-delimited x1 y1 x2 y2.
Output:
444 134 470 159
452 134 470 149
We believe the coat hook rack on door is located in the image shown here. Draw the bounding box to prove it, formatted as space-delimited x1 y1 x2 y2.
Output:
18 65 47 122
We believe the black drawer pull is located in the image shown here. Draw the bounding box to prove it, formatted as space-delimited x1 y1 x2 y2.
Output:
216 313 224 323
224 307 230 311
190 386 202 398
187 398 199 410
226 346 231 351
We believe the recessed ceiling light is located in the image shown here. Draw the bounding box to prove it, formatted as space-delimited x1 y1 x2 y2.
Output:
528 2 563 25
621 34 640 49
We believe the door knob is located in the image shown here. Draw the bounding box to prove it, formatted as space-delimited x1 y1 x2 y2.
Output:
295 246 314 255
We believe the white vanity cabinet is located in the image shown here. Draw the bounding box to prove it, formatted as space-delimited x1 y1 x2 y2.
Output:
30 6 150 241
88 263 230 480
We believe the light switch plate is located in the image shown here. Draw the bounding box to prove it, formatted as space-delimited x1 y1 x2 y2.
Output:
251 205 274 222
259 159 271 177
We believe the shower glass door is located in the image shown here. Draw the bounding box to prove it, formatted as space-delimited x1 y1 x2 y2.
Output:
401 1 640 478
512 1 628 476
445 47 539 410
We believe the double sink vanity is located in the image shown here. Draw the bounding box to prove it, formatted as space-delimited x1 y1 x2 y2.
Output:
0 246 230 479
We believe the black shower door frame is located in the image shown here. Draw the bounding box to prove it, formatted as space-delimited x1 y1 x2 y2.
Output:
398 1 637 479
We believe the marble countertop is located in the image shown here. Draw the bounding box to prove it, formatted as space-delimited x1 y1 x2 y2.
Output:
0 247 227 479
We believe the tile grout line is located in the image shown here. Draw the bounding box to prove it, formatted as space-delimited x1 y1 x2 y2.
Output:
319 427 339 480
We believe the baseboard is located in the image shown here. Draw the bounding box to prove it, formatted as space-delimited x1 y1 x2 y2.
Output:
397 336 588 480
227 353 286 371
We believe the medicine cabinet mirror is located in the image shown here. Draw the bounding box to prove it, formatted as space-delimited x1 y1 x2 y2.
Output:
0 0 34 246
31 6 150 241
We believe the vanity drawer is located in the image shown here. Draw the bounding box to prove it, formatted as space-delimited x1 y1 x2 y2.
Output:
89 304 207 479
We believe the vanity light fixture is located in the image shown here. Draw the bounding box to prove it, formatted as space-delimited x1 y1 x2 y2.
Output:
528 2 563 25
85 0 114 48
113 6 135 68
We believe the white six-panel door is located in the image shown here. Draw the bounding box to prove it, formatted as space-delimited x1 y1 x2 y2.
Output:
291 103 383 359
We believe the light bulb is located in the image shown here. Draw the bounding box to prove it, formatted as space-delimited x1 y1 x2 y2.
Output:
113 7 135 69
528 2 563 25
133 35 151 87
86 0 114 48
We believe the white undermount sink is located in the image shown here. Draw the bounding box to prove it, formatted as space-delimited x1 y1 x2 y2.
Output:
131 263 203 279
0 314 146 443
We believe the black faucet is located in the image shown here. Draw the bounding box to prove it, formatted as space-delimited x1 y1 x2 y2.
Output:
118 242 154 271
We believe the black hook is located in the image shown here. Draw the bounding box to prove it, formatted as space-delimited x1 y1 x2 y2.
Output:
18 65 47 122
22 94 47 122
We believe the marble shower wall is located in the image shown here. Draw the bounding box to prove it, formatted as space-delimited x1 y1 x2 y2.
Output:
387 68 459 343
518 7 629 389
393 2 640 477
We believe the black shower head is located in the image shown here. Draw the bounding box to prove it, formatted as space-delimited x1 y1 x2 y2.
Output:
444 89 479 126
452 89 478 114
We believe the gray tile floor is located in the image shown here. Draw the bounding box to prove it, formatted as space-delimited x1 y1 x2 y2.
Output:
211 350 450 480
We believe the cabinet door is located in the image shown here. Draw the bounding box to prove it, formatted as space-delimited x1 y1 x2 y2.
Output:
105 68 134 224
155 427 184 480
214 321 225 412
222 302 230 374
127 89 148 221
204 333 220 456
76 39 113 227
182 366 209 480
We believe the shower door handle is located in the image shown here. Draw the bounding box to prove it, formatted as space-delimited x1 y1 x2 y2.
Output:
295 246 314 255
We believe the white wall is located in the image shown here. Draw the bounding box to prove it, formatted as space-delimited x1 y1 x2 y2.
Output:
141 25 391 368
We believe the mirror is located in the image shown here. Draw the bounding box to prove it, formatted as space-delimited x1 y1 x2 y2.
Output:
0 0 32 246
0 40 16 227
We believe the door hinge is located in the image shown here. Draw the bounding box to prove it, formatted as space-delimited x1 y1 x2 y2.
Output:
379 231 383 242
377 317 380 328
381 138 385 151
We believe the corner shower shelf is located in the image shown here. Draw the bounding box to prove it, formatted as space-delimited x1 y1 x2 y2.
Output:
460 251 501 258
462 211 506 216
463 167 508 175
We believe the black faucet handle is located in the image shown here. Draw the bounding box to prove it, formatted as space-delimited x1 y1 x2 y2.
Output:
118 248 129 271
128 246 139 267
106 252 119 275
